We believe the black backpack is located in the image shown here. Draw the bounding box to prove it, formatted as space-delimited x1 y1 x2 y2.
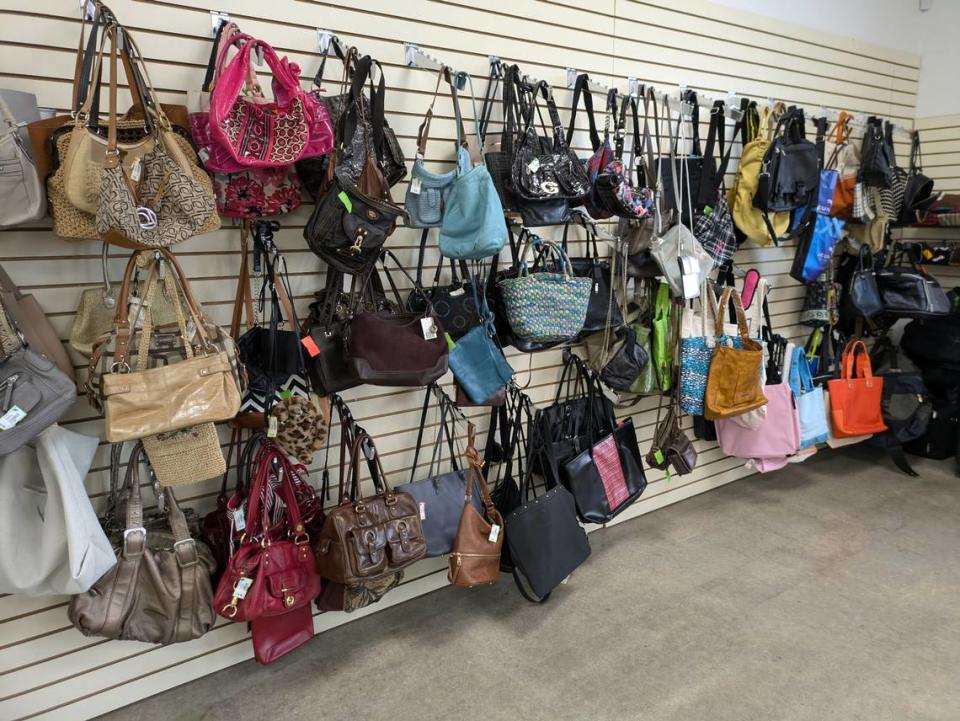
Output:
868 337 933 476
904 389 959 461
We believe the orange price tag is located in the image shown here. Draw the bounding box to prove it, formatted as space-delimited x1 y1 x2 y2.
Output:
301 335 321 357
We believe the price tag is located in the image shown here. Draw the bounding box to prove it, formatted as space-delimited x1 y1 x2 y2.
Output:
234 577 253 599
267 415 278 437
418 502 427 520
448 287 465 297
488 524 500 544
130 158 142 182
0 406 26 430
301 335 321 357
232 507 246 532
409 177 422 195
527 157 540 173
420 317 438 341
653 449 665 465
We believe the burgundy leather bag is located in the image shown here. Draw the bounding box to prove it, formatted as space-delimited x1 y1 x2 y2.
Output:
214 442 322 622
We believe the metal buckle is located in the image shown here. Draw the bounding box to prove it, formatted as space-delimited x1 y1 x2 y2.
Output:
122 527 147 557
173 538 199 568
109 361 131 374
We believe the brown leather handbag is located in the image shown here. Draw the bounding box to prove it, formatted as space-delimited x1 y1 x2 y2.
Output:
87 249 243 442
314 429 427 586
68 442 217 644
704 289 767 421
448 424 504 588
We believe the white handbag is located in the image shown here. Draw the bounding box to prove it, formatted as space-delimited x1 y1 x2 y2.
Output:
0 425 116 596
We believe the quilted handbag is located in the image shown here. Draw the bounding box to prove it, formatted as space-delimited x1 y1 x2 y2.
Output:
498 240 592 343
827 339 888 437
208 37 312 168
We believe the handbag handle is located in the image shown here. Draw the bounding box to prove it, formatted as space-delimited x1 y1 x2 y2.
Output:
244 441 308 542
841 339 873 380
477 60 504 145
713 288 753 344
212 37 300 126
409 384 461 484
342 431 394 505
565 73 601 151
789 345 816 395
463 423 499 522
120 443 196 563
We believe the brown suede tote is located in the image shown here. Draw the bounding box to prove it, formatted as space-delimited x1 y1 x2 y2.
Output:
704 289 767 421
448 424 504 588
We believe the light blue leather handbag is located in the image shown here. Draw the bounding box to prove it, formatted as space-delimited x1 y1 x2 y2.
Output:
438 73 507 260
404 70 471 229
789 346 829 448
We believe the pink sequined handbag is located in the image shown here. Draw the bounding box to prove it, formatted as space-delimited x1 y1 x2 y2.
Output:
208 38 320 168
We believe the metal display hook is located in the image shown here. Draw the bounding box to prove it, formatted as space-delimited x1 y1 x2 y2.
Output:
402 42 465 90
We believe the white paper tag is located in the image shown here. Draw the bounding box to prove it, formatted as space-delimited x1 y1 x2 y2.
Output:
527 157 540 173
418 501 426 520
488 524 501 544
198 147 210 164
129 158 142 182
420 317 438 340
267 415 278 437
233 577 253 599
449 287 465 297
232 507 246 532
410 177 422 195
0 406 26 431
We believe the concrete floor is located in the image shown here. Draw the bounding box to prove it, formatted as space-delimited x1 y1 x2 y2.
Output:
103 448 960 721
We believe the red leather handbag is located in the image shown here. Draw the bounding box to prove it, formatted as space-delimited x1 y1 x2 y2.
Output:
250 605 315 665
214 442 322 622
827 339 888 437
209 37 322 168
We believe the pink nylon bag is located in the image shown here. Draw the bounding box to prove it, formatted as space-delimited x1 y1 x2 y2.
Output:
209 37 331 168
715 383 800 473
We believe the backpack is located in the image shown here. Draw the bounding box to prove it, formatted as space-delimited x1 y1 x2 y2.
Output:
904 389 959 461
868 336 933 476
729 103 789 246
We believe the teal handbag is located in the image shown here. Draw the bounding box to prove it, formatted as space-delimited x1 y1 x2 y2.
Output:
438 73 507 260
448 279 514 403
498 240 592 343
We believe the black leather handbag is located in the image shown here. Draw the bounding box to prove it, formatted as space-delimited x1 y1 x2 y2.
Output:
860 116 894 189
562 220 623 335
659 91 719 216
395 387 480 557
504 418 591 603
598 326 650 392
405 230 480 340
899 131 935 224
847 245 884 319
878 244 951 319
561 416 647 525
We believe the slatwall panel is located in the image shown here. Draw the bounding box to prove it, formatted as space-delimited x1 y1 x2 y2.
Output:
0 1 925 718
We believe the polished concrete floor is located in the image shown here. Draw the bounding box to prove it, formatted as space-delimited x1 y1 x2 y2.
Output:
103 448 960 721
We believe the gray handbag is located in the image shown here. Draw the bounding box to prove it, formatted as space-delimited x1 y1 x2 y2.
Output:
0 90 45 227
395 387 481 557
0 299 77 456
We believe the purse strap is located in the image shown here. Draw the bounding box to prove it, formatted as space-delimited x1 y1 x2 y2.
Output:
841 339 873 380
713 287 751 342
409 384 461 483
477 60 504 144
245 442 308 541
463 423 500 523
565 73 601 151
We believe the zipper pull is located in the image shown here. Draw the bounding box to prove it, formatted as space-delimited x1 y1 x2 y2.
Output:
1 374 17 413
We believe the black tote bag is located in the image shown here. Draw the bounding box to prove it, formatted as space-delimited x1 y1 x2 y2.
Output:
504 420 591 603
562 220 623 335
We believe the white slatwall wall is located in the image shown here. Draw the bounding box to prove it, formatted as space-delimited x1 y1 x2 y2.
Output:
0 1 937 718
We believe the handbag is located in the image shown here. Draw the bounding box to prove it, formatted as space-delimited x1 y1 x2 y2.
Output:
846 244 884 318
679 286 740 416
715 382 800 472
69 443 216 644
314 429 427 585
504 419 592 603
0 425 114 596
395 387 481 557
561 415 648 525
650 98 714 299
646 395 697 476
877 244 951 319
565 75 614 218
651 281 673 392
788 346 830 448
562 219 624 335
0 264 73 381
693 101 742 266
659 92 719 217
800 261 841 328
498 239 592 343
188 22 302 218
344 250 449 387
208 36 312 168
0 300 76 456
594 91 656 219
827 339 888 437
142 422 226 488
406 230 481 340
250 603 314 666
860 116 894 188
448 423 504 588
704 288 766 420
899 131 935 224
93 28 218 249
214 441 321 622
87 249 243 442
0 91 45 227
448 282 514 404
790 212 845 283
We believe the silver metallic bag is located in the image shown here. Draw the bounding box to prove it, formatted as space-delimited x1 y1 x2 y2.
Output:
0 90 46 227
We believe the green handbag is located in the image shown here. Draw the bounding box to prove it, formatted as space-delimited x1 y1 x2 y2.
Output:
628 323 659 395
651 281 673 392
